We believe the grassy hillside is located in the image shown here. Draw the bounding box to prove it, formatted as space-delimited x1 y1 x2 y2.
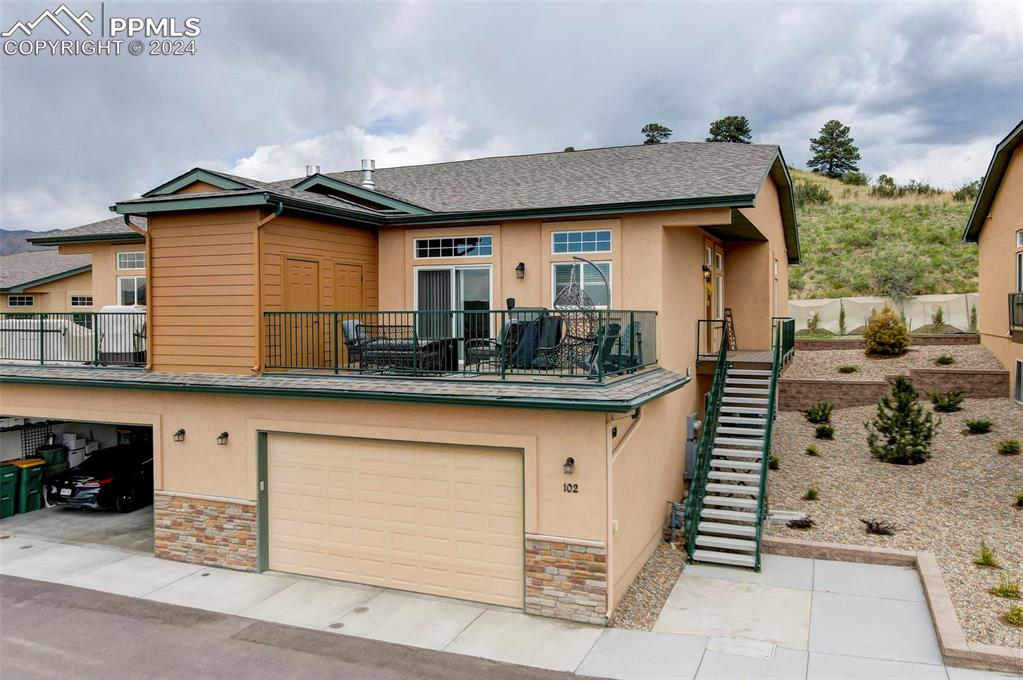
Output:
787 170 977 299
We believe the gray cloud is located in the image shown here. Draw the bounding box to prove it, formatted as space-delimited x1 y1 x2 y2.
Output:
1 0 1020 230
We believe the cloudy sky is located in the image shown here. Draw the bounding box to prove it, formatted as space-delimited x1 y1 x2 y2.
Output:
1 0 1020 231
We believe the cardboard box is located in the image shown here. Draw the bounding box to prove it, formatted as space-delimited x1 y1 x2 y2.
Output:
61 433 78 448
84 441 99 454
68 447 87 468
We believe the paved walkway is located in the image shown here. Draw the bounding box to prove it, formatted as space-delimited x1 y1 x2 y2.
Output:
0 531 1018 679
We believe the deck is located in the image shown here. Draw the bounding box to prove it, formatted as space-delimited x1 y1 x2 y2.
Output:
696 349 775 375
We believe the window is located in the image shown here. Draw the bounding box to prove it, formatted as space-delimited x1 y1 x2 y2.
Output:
117 251 146 270
1017 229 1023 248
7 295 33 307
118 276 147 306
551 229 611 254
1018 251 1022 293
1015 361 1022 405
552 261 611 308
70 295 93 308
414 236 492 259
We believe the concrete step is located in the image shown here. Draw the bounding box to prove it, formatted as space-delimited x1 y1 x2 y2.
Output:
708 471 760 484
701 507 758 522
712 448 763 459
705 482 759 496
714 436 765 448
717 426 766 437
702 495 758 510
692 549 756 568
721 396 769 406
698 521 757 538
724 387 770 396
726 378 770 386
720 405 768 416
719 416 767 426
710 459 761 472
696 535 757 552
727 369 772 377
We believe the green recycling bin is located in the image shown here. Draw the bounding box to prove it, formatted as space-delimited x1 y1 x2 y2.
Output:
35 444 68 466
0 463 16 519
12 458 45 514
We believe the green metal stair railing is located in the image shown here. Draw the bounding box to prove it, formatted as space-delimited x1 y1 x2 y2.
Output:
753 319 790 571
684 318 731 561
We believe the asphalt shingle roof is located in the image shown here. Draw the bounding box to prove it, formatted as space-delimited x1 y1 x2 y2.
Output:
29 216 146 243
0 250 92 291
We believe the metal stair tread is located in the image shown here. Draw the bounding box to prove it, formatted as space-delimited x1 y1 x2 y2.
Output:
724 387 770 395
698 521 756 537
720 406 768 415
714 437 765 447
708 471 760 483
727 369 772 376
719 416 767 425
710 459 760 471
726 378 771 386
696 535 757 551
692 549 756 567
717 426 766 436
702 495 757 509
712 448 763 459
701 507 758 522
705 482 759 496
721 396 769 405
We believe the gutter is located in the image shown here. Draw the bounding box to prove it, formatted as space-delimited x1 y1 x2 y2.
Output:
252 201 284 374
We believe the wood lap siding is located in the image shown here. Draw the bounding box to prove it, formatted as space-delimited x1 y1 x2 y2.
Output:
261 216 379 312
149 209 260 373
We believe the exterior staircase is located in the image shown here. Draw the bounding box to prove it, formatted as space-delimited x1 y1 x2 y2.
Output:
684 318 791 571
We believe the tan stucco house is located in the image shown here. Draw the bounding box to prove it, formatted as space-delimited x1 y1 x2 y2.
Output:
0 250 93 313
963 120 1023 404
0 142 798 623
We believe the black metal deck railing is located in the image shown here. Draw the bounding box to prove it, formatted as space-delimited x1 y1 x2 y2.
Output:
1010 292 1023 330
264 309 657 381
0 312 146 367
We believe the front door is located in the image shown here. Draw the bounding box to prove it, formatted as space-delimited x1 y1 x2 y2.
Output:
284 258 320 367
415 267 491 351
703 240 725 353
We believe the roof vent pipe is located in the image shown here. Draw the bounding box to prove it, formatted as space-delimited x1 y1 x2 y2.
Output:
361 159 375 189
305 164 320 176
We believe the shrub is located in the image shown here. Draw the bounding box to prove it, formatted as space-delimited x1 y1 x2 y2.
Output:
952 179 981 203
870 174 904 199
815 423 835 440
931 307 946 332
803 402 834 424
769 454 780 470
807 310 821 333
934 354 955 366
795 181 833 206
803 487 819 501
930 390 966 413
903 179 939 196
975 542 1000 568
864 305 909 356
838 302 847 336
1016 493 1023 509
969 305 978 333
787 517 814 529
997 440 1021 456
865 376 938 464
860 518 896 535
1004 606 1023 626
838 365 859 374
964 419 993 434
990 575 1021 599
804 444 820 457
840 171 869 186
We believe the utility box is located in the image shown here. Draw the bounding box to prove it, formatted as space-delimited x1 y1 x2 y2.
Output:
684 412 701 480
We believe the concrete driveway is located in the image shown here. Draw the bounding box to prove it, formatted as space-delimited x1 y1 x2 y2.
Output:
0 504 153 554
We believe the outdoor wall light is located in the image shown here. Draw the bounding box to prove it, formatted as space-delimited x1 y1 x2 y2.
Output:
563 457 575 475
217 432 229 446
515 262 526 279
173 428 186 443
702 264 712 281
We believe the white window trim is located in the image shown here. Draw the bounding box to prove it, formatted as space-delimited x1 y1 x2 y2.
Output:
551 260 612 309
116 251 146 270
550 229 613 255
1017 229 1023 248
1014 360 1022 404
117 275 146 306
412 265 495 341
70 295 93 308
7 295 34 307
413 235 493 260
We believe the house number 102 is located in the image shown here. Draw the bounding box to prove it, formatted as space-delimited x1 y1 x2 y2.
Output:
563 483 578 493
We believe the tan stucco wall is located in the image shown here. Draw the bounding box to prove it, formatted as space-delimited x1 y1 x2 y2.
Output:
1 270 93 313
59 241 146 309
976 145 1023 396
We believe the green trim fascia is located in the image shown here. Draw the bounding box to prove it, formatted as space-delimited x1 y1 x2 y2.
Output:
113 193 270 214
389 195 756 227
143 168 253 197
0 372 690 413
963 119 1023 242
750 150 800 265
292 174 433 215
2 265 92 293
28 232 143 246
256 432 268 572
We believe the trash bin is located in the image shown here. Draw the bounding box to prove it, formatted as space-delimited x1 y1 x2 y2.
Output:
12 458 45 514
44 462 69 481
35 444 68 466
0 463 16 519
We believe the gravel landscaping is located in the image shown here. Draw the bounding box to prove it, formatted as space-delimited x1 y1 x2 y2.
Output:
608 541 685 630
767 397 1023 648
784 343 1004 381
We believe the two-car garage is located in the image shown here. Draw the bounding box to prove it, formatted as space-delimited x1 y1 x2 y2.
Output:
265 433 525 608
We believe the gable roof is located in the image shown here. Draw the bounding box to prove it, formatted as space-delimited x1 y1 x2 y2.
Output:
28 216 147 246
963 119 1023 242
0 251 92 292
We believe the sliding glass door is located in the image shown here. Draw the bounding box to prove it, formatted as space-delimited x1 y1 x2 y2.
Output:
415 267 492 349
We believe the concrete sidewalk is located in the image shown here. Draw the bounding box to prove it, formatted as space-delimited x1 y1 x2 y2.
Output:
1 532 1018 679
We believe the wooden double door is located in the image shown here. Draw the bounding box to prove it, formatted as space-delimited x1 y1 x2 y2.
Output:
282 258 364 367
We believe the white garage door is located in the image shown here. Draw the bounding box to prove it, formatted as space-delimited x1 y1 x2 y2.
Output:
267 433 524 607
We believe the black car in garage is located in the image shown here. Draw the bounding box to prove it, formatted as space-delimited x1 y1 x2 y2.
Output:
45 444 153 512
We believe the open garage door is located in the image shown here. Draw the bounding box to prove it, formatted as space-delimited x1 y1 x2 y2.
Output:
267 433 524 608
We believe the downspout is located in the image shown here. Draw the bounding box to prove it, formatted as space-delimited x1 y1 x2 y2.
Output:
123 216 152 371
252 199 284 374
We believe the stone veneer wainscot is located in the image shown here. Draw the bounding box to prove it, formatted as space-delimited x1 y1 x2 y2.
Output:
154 492 258 571
524 536 607 625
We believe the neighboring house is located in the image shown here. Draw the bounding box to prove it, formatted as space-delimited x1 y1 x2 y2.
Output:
29 216 147 309
0 250 93 312
963 120 1023 404
0 142 798 624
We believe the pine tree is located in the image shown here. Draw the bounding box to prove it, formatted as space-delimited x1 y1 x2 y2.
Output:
865 376 938 465
807 120 861 178
706 115 752 144
864 304 909 355
641 123 673 145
